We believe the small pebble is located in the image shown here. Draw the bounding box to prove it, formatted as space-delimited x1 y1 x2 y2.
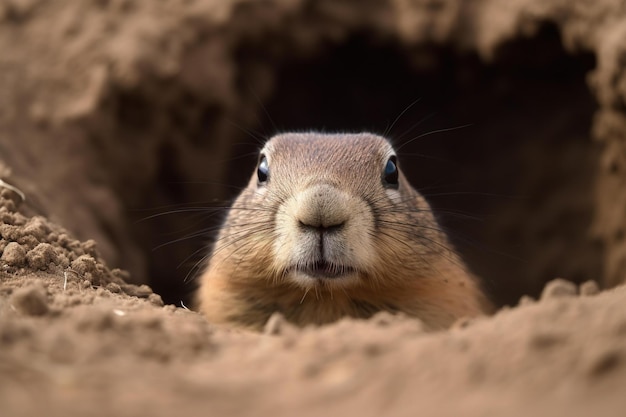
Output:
518 295 535 306
540 278 578 300
263 312 297 336
580 280 600 296
264 312 287 335
371 311 399 327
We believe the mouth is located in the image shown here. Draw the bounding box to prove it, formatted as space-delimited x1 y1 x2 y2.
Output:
295 260 356 279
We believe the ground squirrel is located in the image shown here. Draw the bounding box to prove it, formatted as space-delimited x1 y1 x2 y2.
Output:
198 132 491 330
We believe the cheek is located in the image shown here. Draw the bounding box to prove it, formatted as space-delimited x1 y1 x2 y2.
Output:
385 188 402 203
271 200 300 269
342 213 378 269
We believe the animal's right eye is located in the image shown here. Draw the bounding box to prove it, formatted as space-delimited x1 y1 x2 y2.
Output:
257 155 269 184
383 155 398 188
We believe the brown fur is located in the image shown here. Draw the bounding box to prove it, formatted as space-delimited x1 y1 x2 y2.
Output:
198 132 492 331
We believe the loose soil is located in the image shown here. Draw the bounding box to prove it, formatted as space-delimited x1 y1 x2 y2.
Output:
2 0 626 415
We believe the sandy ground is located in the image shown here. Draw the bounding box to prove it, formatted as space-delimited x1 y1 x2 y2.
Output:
2 0 626 415
1 188 626 416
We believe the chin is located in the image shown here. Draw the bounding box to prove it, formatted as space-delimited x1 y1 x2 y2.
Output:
288 270 362 291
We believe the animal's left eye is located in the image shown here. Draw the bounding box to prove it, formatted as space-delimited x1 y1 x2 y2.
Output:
383 156 399 188
257 155 269 185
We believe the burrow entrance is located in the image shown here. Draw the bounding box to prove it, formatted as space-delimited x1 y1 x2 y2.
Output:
117 24 600 307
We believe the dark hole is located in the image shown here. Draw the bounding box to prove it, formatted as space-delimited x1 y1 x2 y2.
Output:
135 24 601 308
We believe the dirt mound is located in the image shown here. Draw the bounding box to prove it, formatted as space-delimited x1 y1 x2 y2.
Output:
2 0 626 415
1 192 625 416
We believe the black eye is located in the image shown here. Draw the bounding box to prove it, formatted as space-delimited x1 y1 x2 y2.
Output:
257 155 269 184
383 156 398 187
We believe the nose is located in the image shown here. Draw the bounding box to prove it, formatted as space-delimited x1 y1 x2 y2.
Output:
294 184 350 233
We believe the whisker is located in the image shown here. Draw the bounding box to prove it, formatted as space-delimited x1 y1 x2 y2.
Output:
396 124 473 152
383 97 422 138
152 227 222 251
393 112 435 145
300 288 310 304
247 82 279 136
226 118 266 146
184 252 212 284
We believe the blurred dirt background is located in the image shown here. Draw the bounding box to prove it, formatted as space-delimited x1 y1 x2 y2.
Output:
1 0 626 415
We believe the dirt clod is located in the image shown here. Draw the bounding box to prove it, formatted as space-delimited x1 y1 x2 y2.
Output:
1 241 26 266
26 242 60 270
105 282 122 293
148 293 164 307
70 255 110 286
121 283 153 298
580 280 601 296
10 283 49 316
540 279 579 300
